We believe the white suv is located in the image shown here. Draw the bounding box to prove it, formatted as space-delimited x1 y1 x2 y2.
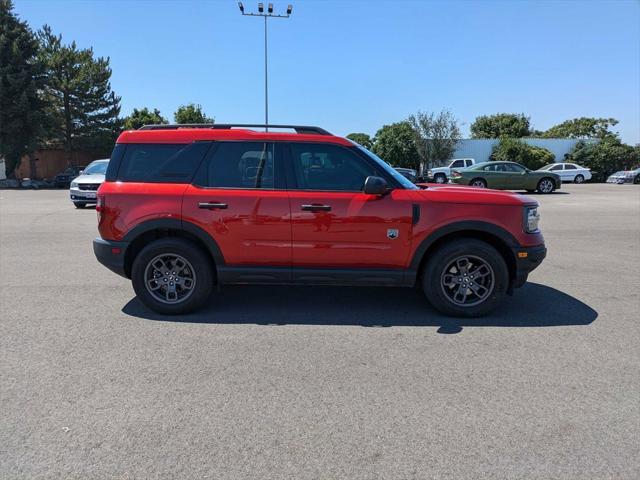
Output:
427 158 476 183
69 159 109 208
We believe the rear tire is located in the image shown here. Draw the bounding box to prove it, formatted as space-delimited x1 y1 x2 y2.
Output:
74 202 87 209
470 178 487 188
131 238 214 315
574 174 585 184
537 177 556 194
421 239 509 317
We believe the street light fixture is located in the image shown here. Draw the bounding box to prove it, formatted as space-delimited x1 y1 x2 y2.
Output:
238 2 293 131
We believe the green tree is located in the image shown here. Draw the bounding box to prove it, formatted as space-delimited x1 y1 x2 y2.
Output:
470 113 531 138
490 138 555 170
123 107 167 130
371 121 419 170
346 132 373 149
541 117 618 139
408 109 461 170
0 0 44 178
568 138 637 182
37 25 121 159
174 103 213 124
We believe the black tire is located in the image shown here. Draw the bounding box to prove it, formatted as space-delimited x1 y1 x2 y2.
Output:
74 202 87 209
421 239 509 317
131 238 214 315
469 178 487 188
574 174 585 184
634 174 640 185
434 173 447 184
537 177 556 194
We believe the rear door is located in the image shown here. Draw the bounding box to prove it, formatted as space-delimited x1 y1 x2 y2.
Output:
182 142 291 275
285 142 413 272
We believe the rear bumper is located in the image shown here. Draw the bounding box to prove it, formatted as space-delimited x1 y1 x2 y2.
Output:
511 245 546 289
93 237 129 278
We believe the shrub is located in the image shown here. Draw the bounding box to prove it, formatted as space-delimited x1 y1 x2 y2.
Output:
490 138 555 170
567 138 638 182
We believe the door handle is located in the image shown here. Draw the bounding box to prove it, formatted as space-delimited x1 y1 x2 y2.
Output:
198 202 228 210
301 204 332 212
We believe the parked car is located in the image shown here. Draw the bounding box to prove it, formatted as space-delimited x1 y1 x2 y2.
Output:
54 165 85 188
537 162 592 183
93 124 546 317
427 158 476 184
394 167 419 183
69 159 109 208
451 161 561 194
606 167 640 184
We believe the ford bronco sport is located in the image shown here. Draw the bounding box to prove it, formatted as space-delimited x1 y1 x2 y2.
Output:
93 124 546 317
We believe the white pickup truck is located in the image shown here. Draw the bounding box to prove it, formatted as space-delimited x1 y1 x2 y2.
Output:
427 158 476 183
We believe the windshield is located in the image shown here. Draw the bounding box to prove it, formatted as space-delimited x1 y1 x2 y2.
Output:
538 164 554 171
83 161 108 175
357 147 418 190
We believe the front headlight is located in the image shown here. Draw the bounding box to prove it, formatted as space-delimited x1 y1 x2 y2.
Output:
70 182 78 189
524 206 540 233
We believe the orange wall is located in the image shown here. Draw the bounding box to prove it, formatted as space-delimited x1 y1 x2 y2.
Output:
14 150 104 180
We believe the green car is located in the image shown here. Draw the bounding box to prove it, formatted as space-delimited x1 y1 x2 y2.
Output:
451 161 561 194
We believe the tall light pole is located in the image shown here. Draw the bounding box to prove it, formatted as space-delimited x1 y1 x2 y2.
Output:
238 2 293 131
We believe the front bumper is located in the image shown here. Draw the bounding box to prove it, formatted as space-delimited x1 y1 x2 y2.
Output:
511 245 546 289
70 188 98 202
93 237 129 278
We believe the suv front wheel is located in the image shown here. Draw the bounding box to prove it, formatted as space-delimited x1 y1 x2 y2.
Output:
131 238 214 315
422 239 509 317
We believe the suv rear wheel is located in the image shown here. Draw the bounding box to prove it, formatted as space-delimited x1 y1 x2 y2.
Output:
422 239 509 317
131 238 214 314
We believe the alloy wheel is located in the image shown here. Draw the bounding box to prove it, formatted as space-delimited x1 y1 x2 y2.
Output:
440 255 495 307
471 179 486 188
144 253 197 304
539 179 554 193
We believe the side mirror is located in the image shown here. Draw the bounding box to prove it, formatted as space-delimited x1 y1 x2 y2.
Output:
363 176 387 195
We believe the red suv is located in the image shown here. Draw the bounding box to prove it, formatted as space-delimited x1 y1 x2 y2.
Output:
94 124 546 317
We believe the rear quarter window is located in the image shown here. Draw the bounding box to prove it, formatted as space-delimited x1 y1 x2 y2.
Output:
116 143 211 183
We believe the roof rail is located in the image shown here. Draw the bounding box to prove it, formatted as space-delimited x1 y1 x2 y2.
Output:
138 124 332 135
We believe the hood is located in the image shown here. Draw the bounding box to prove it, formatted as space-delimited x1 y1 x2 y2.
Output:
74 174 106 184
412 184 536 206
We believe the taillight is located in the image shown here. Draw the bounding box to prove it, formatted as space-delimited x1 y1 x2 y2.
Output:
96 195 104 223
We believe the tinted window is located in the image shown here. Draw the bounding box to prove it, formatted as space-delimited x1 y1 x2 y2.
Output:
465 159 473 166
505 163 526 173
290 143 381 191
564 164 577 170
200 142 275 189
550 164 563 171
451 160 464 168
84 161 108 175
118 143 210 183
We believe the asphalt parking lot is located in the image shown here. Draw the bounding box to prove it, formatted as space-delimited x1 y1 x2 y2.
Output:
1 183 639 479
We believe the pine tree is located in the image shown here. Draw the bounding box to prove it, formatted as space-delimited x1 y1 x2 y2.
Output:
0 0 43 178
37 25 121 160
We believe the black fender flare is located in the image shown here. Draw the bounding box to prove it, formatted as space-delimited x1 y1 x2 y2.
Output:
407 220 519 280
122 218 225 266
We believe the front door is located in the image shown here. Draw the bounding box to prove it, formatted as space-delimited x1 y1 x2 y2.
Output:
286 142 413 272
182 142 291 279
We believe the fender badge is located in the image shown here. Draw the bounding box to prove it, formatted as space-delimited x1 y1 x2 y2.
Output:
387 229 399 239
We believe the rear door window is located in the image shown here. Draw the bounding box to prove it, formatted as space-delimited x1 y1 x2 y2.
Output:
117 143 211 183
564 164 577 170
195 142 278 189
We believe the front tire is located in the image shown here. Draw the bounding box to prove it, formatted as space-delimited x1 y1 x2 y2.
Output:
131 238 214 315
470 178 487 188
422 239 509 317
537 177 556 194
574 174 585 184
434 173 447 184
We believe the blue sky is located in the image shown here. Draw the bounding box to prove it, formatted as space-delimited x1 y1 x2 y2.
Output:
14 0 640 143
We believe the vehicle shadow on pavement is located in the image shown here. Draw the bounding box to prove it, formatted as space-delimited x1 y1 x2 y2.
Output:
122 282 598 334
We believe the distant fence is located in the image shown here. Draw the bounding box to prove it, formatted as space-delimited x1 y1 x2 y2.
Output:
452 138 596 163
